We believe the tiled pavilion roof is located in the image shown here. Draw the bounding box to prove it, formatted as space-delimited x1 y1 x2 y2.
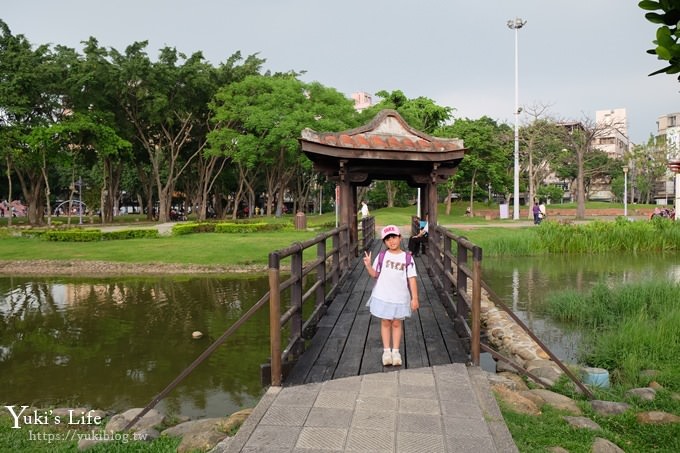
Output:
300 109 467 185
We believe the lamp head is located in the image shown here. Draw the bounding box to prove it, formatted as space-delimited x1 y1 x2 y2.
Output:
507 18 527 29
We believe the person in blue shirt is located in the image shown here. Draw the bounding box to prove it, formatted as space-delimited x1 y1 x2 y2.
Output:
408 213 428 256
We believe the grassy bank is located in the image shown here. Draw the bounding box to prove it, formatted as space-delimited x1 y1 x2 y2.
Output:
453 217 680 256
0 231 322 267
547 280 680 391
503 280 680 452
0 413 182 452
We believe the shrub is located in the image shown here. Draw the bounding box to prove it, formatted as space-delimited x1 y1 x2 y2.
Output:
102 229 158 240
214 222 284 233
172 222 216 235
42 229 103 242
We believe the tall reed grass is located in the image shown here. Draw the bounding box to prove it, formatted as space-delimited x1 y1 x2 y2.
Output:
546 280 680 389
472 217 680 256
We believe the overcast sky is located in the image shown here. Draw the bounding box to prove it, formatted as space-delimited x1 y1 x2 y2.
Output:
3 1 678 144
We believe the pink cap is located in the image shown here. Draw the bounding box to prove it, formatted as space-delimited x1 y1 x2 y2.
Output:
381 225 401 240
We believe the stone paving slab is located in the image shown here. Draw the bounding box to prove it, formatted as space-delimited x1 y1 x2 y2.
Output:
218 364 517 453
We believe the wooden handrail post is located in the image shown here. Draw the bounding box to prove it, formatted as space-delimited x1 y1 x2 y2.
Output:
268 252 282 386
471 246 483 366
456 240 468 319
332 231 340 286
316 240 327 310
290 245 303 358
443 233 452 296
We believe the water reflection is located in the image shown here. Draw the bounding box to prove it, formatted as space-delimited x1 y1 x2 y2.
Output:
483 252 680 363
0 275 272 418
2 253 677 418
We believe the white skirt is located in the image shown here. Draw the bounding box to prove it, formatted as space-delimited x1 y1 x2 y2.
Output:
367 295 411 320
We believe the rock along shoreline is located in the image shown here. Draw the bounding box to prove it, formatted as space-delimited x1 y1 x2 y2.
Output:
0 260 269 277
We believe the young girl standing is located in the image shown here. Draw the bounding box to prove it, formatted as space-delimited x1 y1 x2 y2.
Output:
363 225 419 366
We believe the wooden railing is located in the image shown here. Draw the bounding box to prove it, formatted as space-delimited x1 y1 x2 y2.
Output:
267 224 358 386
428 225 483 365
124 223 361 432
428 224 593 398
359 215 376 252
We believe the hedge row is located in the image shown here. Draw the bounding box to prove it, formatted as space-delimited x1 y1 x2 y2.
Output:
4 221 292 242
172 222 286 235
41 228 159 242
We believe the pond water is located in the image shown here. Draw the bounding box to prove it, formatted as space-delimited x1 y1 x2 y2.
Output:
1 253 678 418
482 252 680 363
0 275 272 419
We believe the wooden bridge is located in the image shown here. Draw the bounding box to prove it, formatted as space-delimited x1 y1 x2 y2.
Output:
283 237 469 385
259 216 484 389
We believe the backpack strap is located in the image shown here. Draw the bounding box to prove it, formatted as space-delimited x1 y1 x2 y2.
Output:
375 249 387 275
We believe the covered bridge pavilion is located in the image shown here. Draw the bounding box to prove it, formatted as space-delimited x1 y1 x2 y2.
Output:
300 109 468 246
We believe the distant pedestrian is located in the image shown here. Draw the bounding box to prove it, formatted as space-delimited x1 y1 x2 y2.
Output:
363 225 419 366
532 202 541 224
408 213 428 256
360 201 369 218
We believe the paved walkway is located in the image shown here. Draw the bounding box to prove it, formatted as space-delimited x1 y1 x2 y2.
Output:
215 364 517 453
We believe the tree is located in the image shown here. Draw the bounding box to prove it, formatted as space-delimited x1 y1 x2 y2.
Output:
361 90 452 134
520 104 565 211
639 0 680 81
0 20 65 225
628 137 669 203
64 38 134 223
438 117 512 216
555 117 623 219
111 43 217 223
209 74 357 217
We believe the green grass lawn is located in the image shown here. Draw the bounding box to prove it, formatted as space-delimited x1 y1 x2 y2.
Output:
0 231 324 266
0 202 667 266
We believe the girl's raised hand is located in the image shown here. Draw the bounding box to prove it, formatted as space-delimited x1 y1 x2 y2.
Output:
363 250 372 268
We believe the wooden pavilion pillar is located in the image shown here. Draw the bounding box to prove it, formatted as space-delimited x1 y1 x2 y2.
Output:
338 160 358 252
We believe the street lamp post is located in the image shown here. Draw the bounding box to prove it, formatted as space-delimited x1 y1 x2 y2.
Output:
622 166 628 217
508 17 526 220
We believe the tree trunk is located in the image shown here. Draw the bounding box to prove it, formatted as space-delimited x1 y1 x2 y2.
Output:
158 187 173 223
5 156 13 228
576 149 586 219
386 181 397 207
17 170 44 226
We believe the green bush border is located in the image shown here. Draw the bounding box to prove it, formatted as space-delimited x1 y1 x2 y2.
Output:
41 228 159 242
172 222 286 235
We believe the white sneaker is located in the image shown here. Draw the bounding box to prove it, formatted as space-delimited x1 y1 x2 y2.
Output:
382 350 392 366
391 351 402 366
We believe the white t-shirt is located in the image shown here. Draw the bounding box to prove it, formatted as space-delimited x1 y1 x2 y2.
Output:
361 203 369 217
372 250 417 304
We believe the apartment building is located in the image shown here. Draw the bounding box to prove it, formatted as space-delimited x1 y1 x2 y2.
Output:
594 108 630 159
351 92 373 112
657 112 680 158
655 112 680 202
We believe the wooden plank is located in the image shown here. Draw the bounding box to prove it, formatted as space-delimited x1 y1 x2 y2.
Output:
360 315 387 375
285 326 332 385
333 310 371 379
418 304 452 365
283 240 469 387
403 293 428 369
419 258 469 363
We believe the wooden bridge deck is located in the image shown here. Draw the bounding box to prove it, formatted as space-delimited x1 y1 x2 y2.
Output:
285 240 469 386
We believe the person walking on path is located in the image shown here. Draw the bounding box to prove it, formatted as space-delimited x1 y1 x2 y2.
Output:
532 202 541 225
539 201 547 222
363 225 419 366
360 201 369 218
